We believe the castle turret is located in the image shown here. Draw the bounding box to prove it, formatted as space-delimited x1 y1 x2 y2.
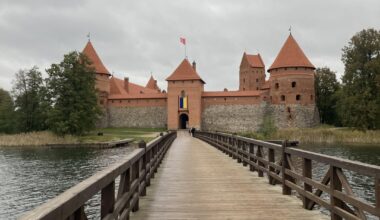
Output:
145 75 161 92
82 40 111 106
268 34 315 105
239 53 265 91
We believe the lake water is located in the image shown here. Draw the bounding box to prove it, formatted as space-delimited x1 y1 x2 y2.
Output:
298 143 380 219
0 143 379 220
0 146 136 219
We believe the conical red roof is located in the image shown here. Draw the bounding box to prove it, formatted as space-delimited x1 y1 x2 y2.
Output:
268 35 315 71
166 59 205 83
82 41 111 75
146 75 160 91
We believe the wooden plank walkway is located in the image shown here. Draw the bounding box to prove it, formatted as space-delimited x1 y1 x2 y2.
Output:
131 131 327 220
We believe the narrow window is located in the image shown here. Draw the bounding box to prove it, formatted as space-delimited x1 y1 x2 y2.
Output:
256 78 259 82
292 81 296 88
311 95 313 100
275 83 279 89
243 88 245 91
296 95 301 101
243 78 245 83
281 95 285 101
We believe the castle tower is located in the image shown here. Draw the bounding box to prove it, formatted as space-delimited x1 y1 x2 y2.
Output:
166 59 204 130
268 34 315 105
145 75 161 92
239 53 265 91
82 41 111 106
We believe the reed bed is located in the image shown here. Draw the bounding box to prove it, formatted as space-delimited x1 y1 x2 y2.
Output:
0 131 78 146
242 126 380 145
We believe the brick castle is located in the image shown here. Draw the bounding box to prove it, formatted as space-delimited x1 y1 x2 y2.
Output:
83 34 319 132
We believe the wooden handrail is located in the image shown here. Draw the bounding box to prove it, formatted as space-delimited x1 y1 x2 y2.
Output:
194 131 380 220
20 131 177 220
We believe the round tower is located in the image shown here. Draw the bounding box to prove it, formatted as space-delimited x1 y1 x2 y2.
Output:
268 34 315 105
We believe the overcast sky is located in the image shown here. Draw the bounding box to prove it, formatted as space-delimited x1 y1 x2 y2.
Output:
1 0 379 91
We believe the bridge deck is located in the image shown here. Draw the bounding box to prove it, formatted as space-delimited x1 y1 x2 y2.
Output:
131 131 327 220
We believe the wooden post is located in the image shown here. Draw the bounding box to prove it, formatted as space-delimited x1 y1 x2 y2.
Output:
242 142 248 167
237 140 242 163
232 137 237 160
376 177 380 213
268 148 275 184
146 148 151 187
256 145 264 177
330 166 343 220
132 160 140 212
101 181 115 218
249 143 255 172
302 158 312 209
72 205 87 220
139 141 147 196
228 137 233 157
282 140 291 195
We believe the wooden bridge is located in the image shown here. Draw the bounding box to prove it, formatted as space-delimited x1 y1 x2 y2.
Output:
21 131 380 220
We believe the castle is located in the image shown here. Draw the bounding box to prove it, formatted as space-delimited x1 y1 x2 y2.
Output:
83 34 319 132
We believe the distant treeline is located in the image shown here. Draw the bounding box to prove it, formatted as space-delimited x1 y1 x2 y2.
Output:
315 28 380 130
0 52 101 136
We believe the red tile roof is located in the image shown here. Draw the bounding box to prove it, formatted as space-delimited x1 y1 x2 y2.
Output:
109 77 162 99
145 75 160 91
82 41 111 75
202 90 262 97
268 34 315 71
166 59 205 83
244 53 265 68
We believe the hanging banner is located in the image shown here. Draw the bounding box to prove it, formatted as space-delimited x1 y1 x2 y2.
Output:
179 96 188 109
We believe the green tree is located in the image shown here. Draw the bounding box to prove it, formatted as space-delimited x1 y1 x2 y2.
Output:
0 88 15 133
12 67 48 132
315 67 340 125
339 28 380 129
46 51 101 136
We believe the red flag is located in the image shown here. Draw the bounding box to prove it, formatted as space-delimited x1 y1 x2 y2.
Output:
180 37 186 45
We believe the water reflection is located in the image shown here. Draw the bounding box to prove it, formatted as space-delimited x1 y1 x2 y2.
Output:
0 146 135 219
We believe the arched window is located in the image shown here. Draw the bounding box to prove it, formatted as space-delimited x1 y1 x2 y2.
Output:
275 83 279 89
281 95 285 101
296 94 301 101
292 81 296 88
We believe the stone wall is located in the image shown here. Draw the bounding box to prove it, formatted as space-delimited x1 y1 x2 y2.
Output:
269 104 319 129
201 103 319 132
201 104 266 132
101 106 167 128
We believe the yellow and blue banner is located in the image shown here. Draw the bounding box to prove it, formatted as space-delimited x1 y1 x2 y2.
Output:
179 96 188 109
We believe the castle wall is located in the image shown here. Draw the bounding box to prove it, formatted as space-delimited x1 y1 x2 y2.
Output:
107 106 167 128
201 102 319 132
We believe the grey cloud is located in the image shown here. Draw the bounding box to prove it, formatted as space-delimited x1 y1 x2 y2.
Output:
0 0 379 91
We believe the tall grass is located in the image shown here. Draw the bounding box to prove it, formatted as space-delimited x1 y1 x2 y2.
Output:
241 126 380 144
0 131 78 146
0 127 166 147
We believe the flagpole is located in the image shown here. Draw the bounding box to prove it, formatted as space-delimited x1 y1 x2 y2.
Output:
185 44 187 59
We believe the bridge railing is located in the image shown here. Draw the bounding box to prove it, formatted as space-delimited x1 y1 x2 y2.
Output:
20 131 177 220
194 131 380 220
